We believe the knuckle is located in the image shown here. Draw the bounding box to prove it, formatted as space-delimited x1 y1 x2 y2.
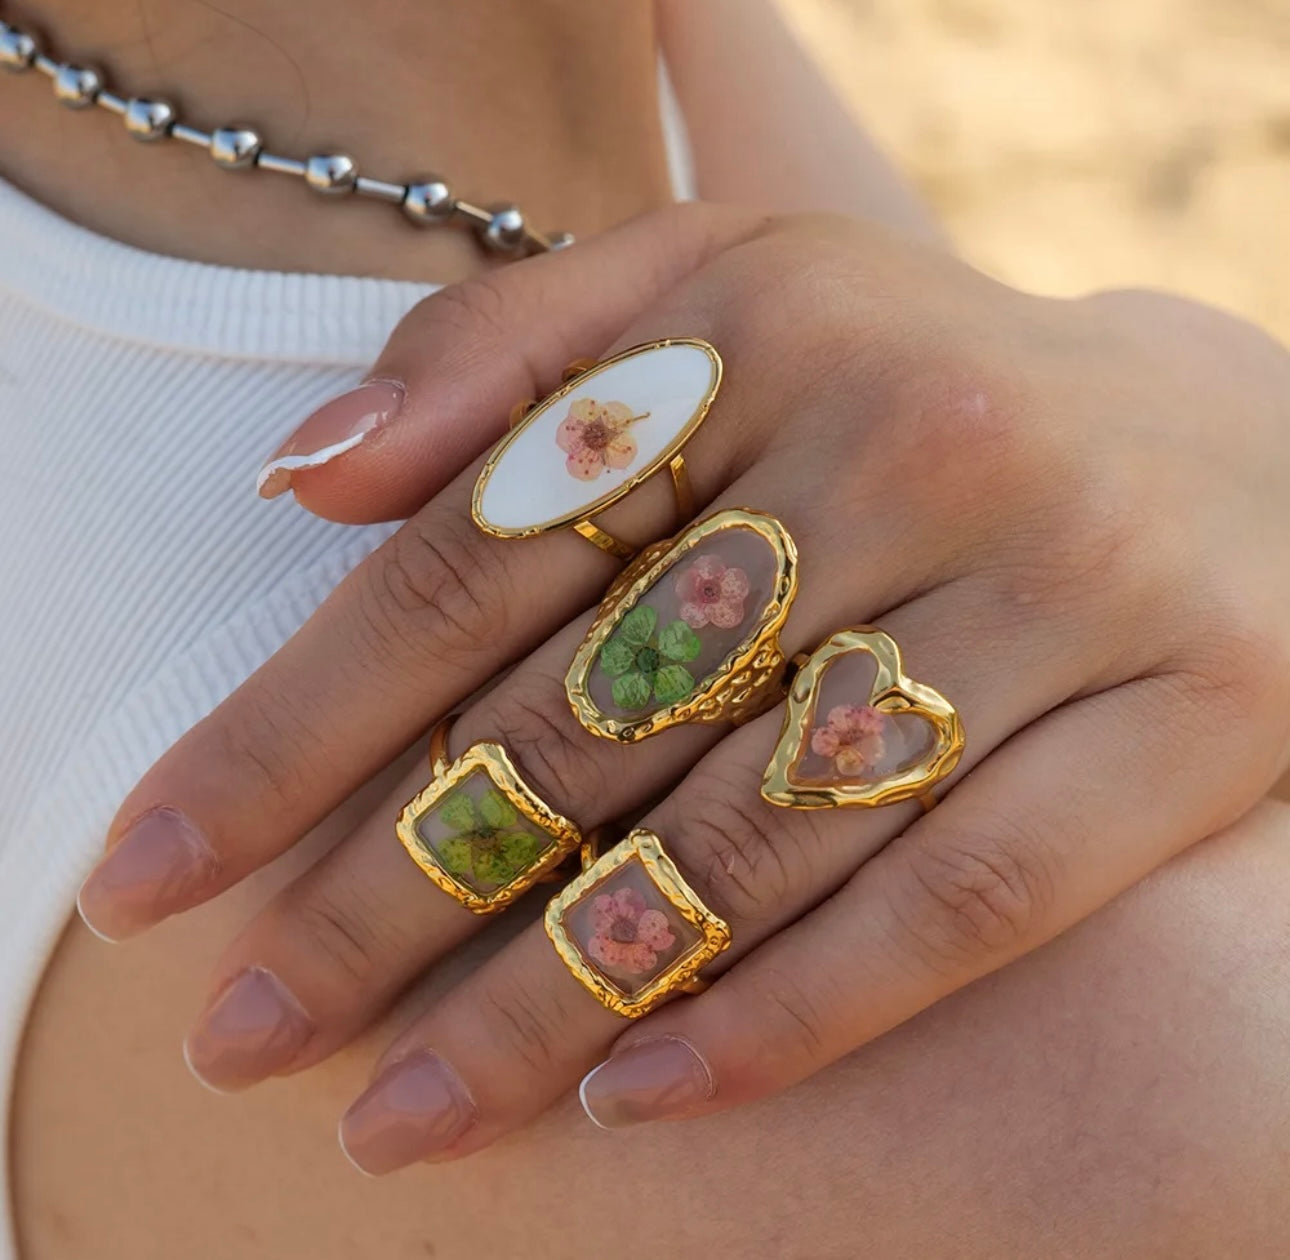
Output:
914 346 1040 490
485 677 614 823
420 273 513 346
676 769 808 927
888 823 1057 969
746 966 833 1064
1168 613 1290 742
287 884 388 988
478 975 577 1078
207 687 326 807
363 511 512 672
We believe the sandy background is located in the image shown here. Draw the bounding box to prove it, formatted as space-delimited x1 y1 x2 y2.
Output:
782 0 1290 344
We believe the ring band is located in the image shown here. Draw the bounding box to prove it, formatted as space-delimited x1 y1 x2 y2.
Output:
399 718 583 914
545 827 730 1018
566 507 799 743
471 338 722 561
761 627 965 810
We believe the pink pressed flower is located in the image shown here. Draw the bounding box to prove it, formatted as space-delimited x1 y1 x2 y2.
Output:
810 704 887 778
587 885 677 976
675 554 751 630
555 398 644 481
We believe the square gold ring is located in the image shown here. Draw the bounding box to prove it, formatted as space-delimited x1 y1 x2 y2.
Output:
398 727 583 914
544 828 731 1018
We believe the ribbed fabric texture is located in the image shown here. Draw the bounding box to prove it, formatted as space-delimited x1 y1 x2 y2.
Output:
0 176 433 1259
0 69 692 1253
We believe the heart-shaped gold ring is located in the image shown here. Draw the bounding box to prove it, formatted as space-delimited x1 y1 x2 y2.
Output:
760 628 964 810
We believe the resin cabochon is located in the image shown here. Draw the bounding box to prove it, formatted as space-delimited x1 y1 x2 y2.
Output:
559 857 703 997
413 769 557 895
475 341 721 534
587 524 783 723
793 651 936 785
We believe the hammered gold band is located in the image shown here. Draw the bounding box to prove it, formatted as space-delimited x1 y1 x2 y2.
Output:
545 828 730 1018
565 508 800 745
399 717 583 914
762 628 965 811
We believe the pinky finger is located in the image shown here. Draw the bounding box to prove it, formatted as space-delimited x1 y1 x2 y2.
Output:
578 675 1273 1127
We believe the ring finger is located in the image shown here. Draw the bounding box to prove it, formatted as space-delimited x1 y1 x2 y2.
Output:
177 461 948 1092
332 578 1093 1174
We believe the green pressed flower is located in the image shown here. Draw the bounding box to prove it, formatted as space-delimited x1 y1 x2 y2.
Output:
598 604 703 711
432 785 546 890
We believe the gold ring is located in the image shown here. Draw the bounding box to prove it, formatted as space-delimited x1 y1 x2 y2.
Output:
398 718 583 914
544 828 730 1018
471 338 722 560
760 628 965 810
565 508 799 743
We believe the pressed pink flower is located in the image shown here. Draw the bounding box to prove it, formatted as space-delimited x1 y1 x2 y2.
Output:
810 704 887 778
674 554 751 630
555 398 645 481
587 886 676 976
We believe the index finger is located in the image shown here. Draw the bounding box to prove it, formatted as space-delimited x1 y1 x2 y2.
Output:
263 202 766 523
77 214 764 941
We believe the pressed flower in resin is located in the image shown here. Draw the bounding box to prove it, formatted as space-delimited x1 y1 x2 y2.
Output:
597 605 702 711
429 784 548 892
675 553 750 630
555 398 651 481
810 704 888 778
586 886 677 976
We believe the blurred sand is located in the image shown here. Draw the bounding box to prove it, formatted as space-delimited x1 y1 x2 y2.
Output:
781 0 1290 344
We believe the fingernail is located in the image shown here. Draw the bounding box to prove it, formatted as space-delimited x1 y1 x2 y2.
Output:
338 1050 477 1176
257 378 404 499
579 1036 714 1130
77 807 219 942
183 967 314 1093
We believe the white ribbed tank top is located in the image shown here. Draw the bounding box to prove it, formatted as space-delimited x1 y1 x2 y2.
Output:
0 70 692 1257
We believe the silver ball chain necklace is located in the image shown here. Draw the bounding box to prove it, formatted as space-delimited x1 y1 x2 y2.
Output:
0 13 573 257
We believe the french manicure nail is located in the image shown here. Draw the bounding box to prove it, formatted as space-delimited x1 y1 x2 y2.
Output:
183 967 314 1093
338 1050 477 1176
77 807 219 942
257 378 404 499
579 1036 714 1130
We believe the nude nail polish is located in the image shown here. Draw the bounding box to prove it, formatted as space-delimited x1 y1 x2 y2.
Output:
184 967 314 1093
76 807 219 942
579 1036 714 1129
257 378 404 499
338 1050 477 1175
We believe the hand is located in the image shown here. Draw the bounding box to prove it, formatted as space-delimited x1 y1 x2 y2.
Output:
78 203 1290 1173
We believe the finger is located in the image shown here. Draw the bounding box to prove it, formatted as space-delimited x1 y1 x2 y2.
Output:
334 582 1092 1172
179 615 716 1092
583 668 1279 1127
258 202 768 522
82 297 777 945
174 454 944 1090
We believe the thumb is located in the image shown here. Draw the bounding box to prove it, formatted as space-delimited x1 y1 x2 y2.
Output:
256 202 766 523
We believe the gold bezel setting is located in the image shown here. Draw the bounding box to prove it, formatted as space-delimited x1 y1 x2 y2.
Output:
544 828 731 1018
397 740 582 914
470 337 722 542
760 628 965 809
565 508 799 743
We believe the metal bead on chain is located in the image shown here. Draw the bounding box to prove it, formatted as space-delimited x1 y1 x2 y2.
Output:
209 126 263 168
123 98 176 141
0 22 37 70
53 63 102 107
482 204 527 253
0 15 572 255
305 153 358 195
403 177 455 225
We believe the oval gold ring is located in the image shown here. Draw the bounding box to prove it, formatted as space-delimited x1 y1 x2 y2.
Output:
471 338 721 561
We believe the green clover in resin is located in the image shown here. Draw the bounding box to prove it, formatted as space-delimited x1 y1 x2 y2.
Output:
433 786 547 890
598 605 703 711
